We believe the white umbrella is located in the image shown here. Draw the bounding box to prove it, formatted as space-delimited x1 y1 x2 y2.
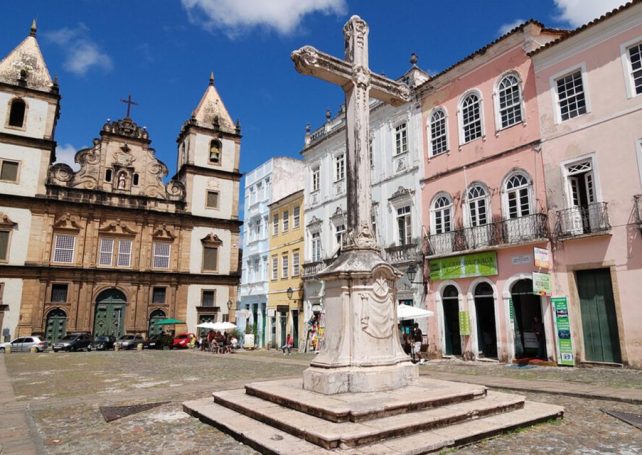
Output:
397 304 433 321
196 322 217 329
211 321 237 331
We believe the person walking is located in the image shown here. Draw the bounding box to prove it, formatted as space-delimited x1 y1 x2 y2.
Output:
412 322 425 364
281 333 294 355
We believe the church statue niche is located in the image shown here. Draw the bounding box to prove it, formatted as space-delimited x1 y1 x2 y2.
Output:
116 171 127 190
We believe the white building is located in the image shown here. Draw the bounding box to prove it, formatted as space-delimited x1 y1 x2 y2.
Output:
239 157 304 347
301 61 429 340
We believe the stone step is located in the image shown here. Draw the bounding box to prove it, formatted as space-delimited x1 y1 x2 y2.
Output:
211 389 526 449
244 377 487 423
183 397 334 455
347 401 564 454
184 397 563 454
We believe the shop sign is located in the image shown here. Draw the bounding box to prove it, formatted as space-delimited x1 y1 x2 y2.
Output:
534 247 551 269
552 296 574 366
429 251 498 281
458 311 471 336
532 272 551 296
512 255 531 265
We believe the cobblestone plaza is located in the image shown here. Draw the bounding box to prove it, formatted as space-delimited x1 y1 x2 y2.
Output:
1 350 641 454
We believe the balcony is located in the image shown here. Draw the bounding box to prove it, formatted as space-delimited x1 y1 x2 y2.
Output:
635 196 642 231
384 243 419 265
302 259 334 279
425 213 548 257
555 202 610 239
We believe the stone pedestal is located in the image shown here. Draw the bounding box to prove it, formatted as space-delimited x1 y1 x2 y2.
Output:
303 249 417 394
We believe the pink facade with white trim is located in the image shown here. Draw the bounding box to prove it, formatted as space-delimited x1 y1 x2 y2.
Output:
419 23 563 363
532 2 642 368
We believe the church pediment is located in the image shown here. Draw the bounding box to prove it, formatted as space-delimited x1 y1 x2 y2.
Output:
53 213 82 231
98 219 137 235
201 233 223 246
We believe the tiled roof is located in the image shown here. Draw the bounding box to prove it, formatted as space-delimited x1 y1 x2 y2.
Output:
416 20 568 90
528 0 642 56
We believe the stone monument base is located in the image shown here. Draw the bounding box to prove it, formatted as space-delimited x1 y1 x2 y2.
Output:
184 376 563 454
303 362 418 394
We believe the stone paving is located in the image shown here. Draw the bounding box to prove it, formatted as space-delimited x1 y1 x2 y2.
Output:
1 350 641 454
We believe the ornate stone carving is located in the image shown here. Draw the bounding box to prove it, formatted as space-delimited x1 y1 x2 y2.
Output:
53 213 82 231
152 225 176 240
0 212 17 228
48 163 74 185
360 291 394 339
201 233 223 246
165 180 185 201
101 117 149 140
98 219 136 235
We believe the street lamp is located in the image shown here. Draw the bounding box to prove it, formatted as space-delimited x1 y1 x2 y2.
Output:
227 299 233 310
286 287 294 300
406 264 417 283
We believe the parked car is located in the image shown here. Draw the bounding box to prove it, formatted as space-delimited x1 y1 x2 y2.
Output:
52 333 93 352
114 334 144 350
171 333 195 349
0 336 47 352
89 335 116 351
144 333 172 350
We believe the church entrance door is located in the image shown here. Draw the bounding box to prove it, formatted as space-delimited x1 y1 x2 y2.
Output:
94 289 126 338
45 309 67 345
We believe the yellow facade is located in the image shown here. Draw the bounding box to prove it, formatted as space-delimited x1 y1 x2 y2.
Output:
267 190 304 349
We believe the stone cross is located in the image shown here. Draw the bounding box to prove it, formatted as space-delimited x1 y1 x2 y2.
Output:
120 94 138 118
292 16 410 250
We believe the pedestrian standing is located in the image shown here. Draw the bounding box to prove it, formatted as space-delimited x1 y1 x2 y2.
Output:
412 322 425 364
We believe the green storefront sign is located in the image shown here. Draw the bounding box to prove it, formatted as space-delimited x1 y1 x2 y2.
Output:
552 296 575 366
429 251 498 281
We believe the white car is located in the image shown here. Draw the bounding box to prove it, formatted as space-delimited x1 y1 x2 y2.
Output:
0 336 48 352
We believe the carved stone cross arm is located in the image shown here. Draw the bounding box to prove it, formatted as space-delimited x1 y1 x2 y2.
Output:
291 46 410 106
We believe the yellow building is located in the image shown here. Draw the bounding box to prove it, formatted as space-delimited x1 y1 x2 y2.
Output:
267 189 304 350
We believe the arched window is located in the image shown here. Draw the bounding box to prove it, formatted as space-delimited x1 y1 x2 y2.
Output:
461 93 482 143
466 184 489 227
429 109 448 156
504 172 532 219
497 74 522 128
8 98 26 128
431 194 453 234
209 139 222 164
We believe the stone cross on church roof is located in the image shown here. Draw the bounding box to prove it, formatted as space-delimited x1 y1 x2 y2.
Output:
292 16 410 250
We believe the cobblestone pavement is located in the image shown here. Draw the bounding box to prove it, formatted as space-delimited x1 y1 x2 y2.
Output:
3 350 641 454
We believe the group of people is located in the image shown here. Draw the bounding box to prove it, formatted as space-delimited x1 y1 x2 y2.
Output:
199 330 238 352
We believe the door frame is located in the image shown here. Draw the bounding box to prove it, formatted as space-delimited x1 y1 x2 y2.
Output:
92 288 128 338
435 280 463 357
570 264 625 365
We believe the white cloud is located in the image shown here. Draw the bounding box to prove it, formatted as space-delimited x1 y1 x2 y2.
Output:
554 0 629 27
181 0 347 37
55 143 80 170
45 24 112 76
498 18 526 36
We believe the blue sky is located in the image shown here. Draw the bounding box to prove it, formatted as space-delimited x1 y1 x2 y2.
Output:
1 0 628 180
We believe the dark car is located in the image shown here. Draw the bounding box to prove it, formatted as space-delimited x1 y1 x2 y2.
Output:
52 333 93 352
143 333 172 350
114 334 145 350
89 335 116 351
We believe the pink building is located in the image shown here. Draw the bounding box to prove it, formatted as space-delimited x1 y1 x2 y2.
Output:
532 1 642 368
417 23 565 363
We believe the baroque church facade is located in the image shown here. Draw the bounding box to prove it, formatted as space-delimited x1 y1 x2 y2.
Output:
0 24 241 343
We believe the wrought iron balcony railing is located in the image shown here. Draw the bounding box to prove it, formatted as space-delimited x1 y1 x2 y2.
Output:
635 196 642 228
555 202 610 239
425 213 548 257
